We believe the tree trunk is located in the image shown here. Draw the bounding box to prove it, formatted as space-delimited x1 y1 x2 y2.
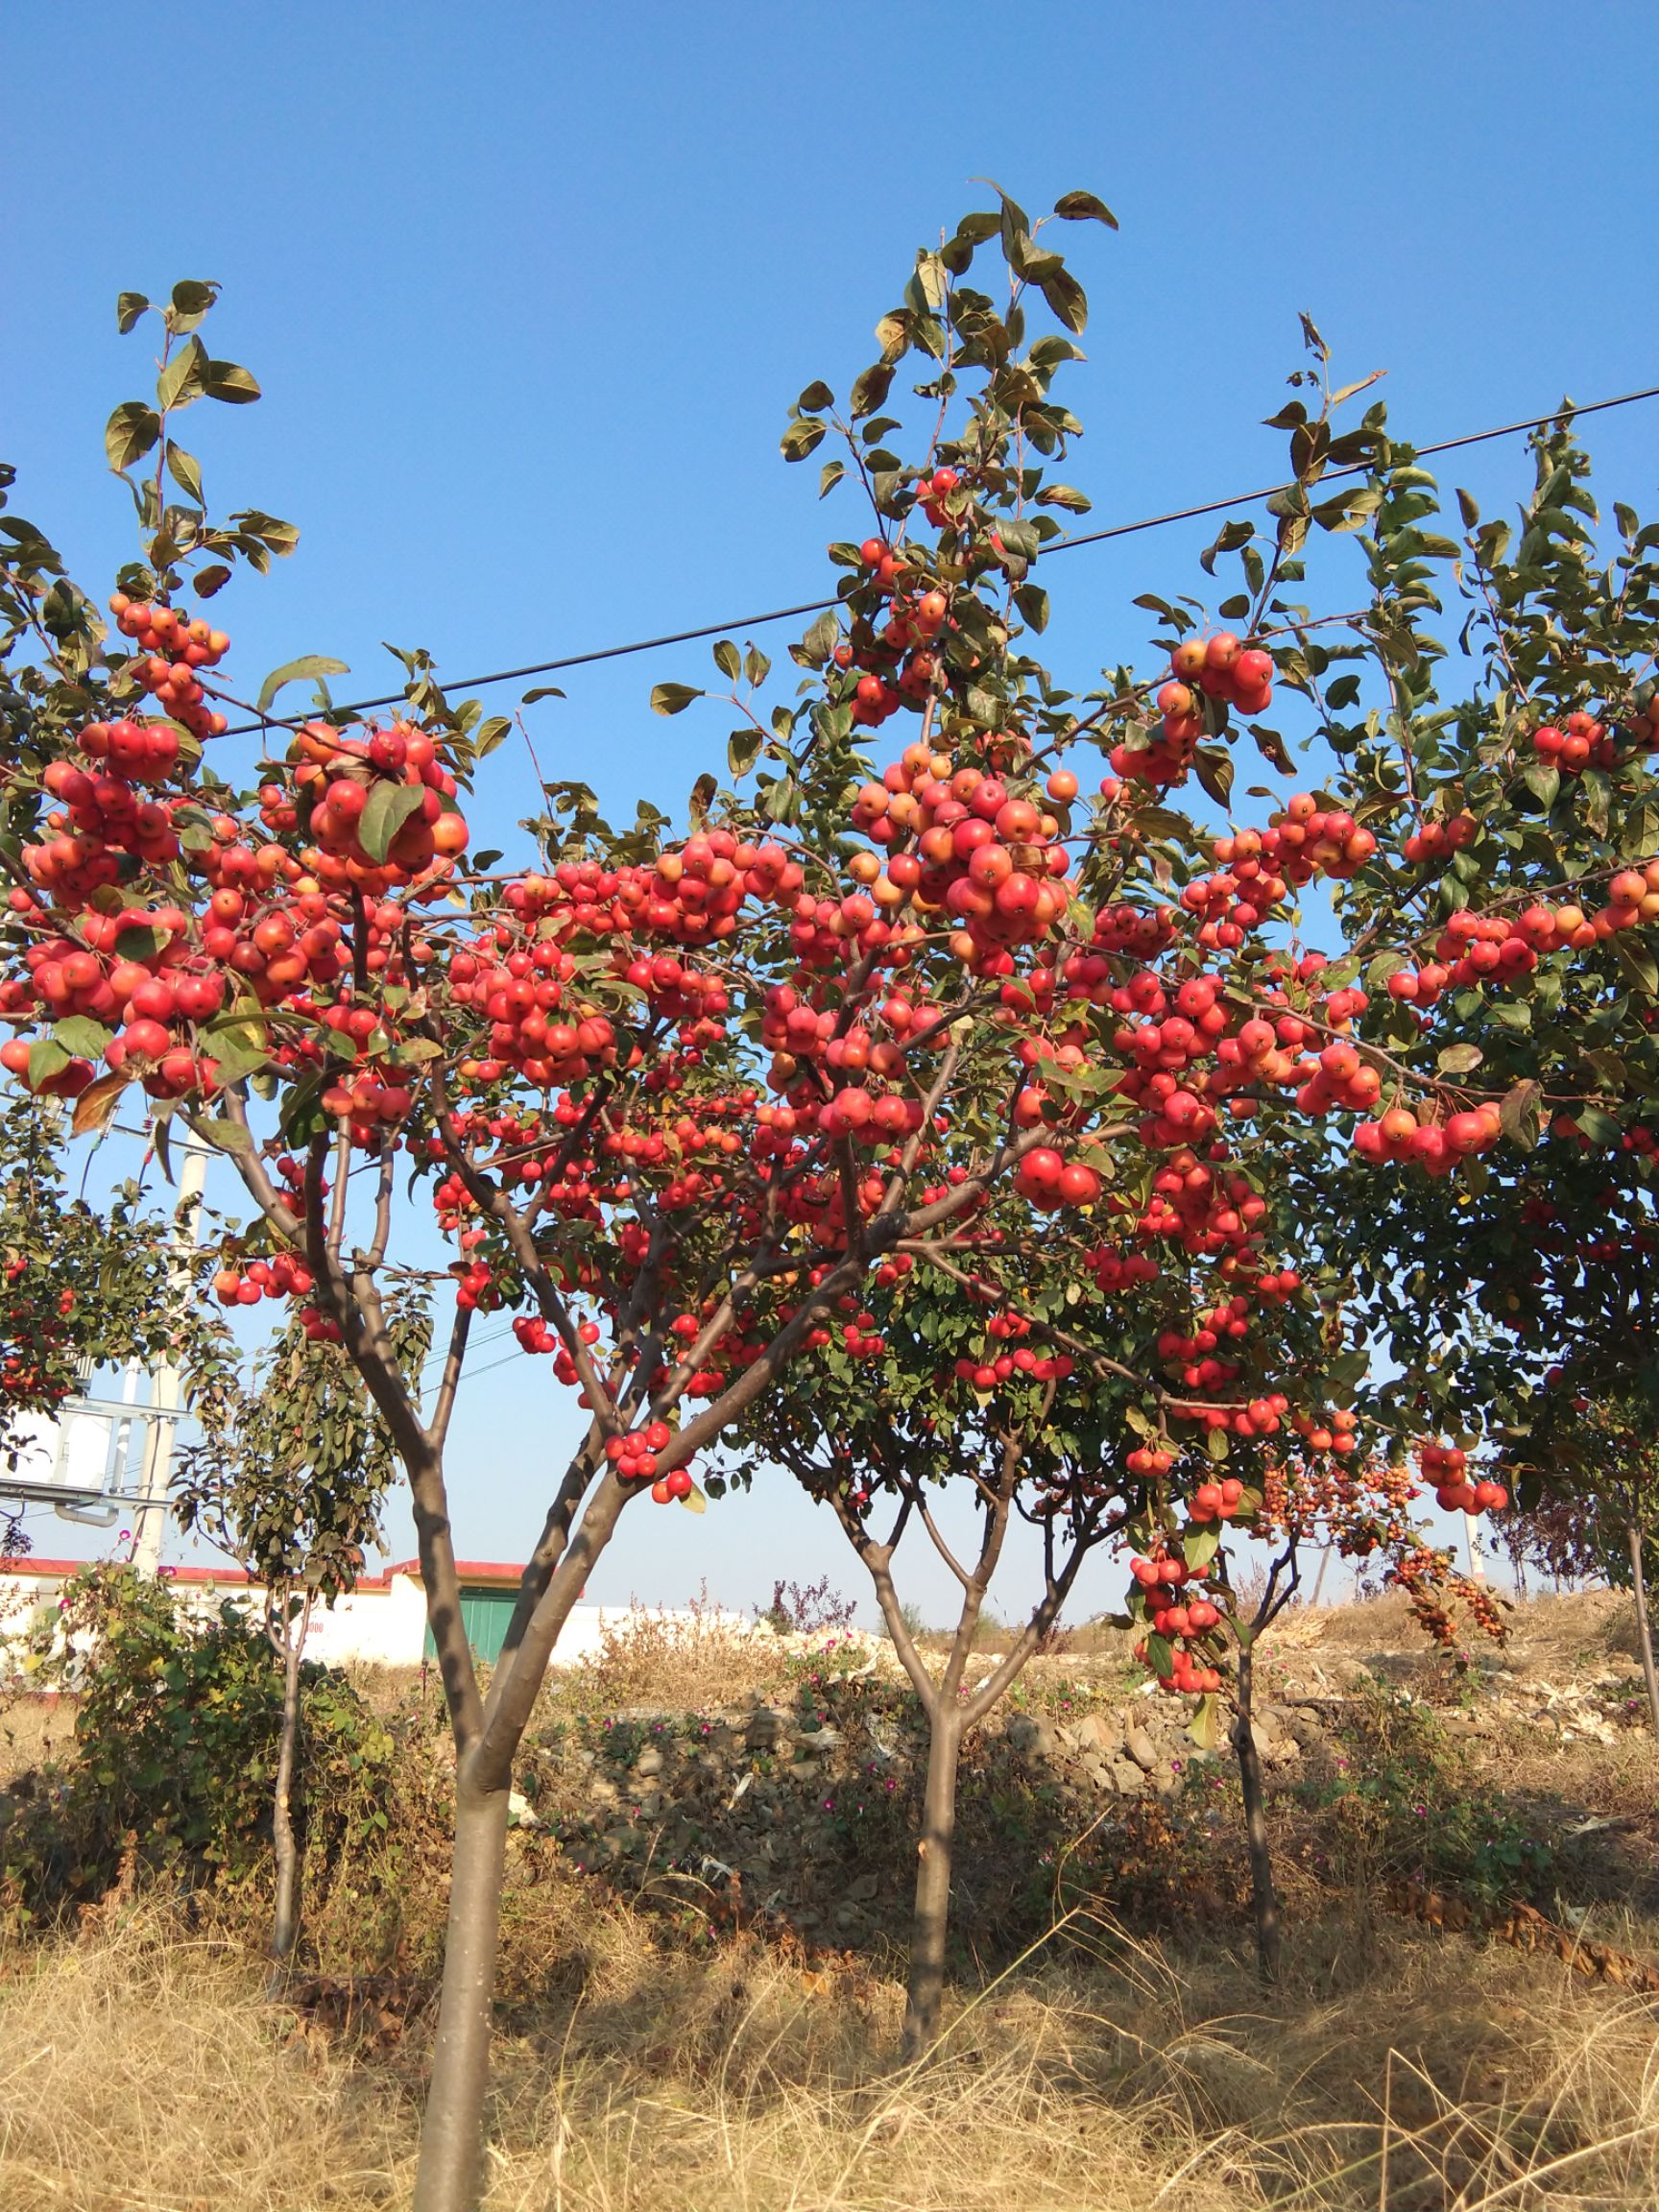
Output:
1233 1641 1282 1984
413 1774 513 2212
1628 1523 1659 1742
902 1706 961 2060
267 1608 305 1979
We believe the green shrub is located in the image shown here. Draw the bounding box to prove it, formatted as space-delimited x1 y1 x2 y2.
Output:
1314 1678 1554 1908
1 1563 397 1927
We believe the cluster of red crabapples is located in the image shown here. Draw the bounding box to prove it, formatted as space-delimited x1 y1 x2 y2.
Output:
108 594 229 742
1418 1442 1508 1516
837 532 955 724
1353 1098 1503 1171
1114 633 1276 788
1531 710 1619 775
848 738 1075 967
950 1304 1076 1392
1128 1550 1226 1694
282 719 469 893
210 1250 317 1308
604 1419 696 1504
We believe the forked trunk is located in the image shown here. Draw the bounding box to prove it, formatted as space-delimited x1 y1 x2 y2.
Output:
412 1775 513 2212
1233 1641 1282 1984
1629 1523 1659 1742
902 1705 962 2059
267 1611 305 1979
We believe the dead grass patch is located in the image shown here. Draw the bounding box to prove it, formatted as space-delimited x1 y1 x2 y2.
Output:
3 1893 1657 2211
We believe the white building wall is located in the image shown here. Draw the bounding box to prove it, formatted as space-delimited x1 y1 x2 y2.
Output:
0 1565 752 1677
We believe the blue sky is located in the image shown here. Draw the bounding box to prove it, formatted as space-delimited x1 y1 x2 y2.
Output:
3 3 1650 1619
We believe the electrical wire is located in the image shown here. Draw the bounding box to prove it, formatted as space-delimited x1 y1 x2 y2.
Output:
444 1345 524 1391
217 380 1659 739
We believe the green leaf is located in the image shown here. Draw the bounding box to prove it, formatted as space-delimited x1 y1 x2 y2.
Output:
521 685 565 705
196 1113 255 1155
255 655 350 716
1251 725 1294 775
1039 266 1089 334
712 638 741 681
1183 1522 1221 1571
27 1038 70 1087
650 683 704 716
1206 1426 1231 1461
850 362 894 420
687 773 718 830
1193 745 1234 809
1052 190 1118 228
165 442 204 506
200 1018 271 1083
1522 760 1560 809
797 380 834 411
796 610 840 667
156 336 208 412
105 401 161 473
473 716 512 758
1311 485 1382 533
744 643 771 686
1187 1693 1221 1752
874 309 911 361
391 1035 444 1066
781 416 827 462
203 359 261 403
358 781 427 863
116 292 151 335
1436 1042 1483 1074
1013 582 1049 634
819 458 845 499
113 922 166 962
1613 935 1659 998
52 1016 113 1059
1034 483 1092 513
167 280 220 332
1575 1105 1623 1148
1144 1633 1174 1679
728 727 762 779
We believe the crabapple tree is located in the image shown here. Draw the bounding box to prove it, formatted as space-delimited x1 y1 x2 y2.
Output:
714 1170 1350 2050
6 209 1655 2208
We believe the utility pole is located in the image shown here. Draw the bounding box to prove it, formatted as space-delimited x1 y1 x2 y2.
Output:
1464 1508 1487 1584
131 1130 209 1576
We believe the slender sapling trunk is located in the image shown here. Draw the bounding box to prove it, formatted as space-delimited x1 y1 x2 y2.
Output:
1232 1637 1282 1984
1628 1522 1659 1741
267 1589 310 1982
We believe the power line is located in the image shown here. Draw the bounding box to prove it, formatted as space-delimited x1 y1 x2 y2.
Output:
218 381 1659 740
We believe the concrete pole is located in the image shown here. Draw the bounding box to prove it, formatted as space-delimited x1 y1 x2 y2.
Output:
131 1131 209 1576
1464 1508 1487 1583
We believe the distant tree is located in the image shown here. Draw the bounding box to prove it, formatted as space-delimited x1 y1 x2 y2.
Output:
1498 1377 1659 1736
176 1295 429 1967
0 1093 183 1470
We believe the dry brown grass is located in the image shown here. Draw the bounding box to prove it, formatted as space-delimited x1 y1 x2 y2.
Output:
0 1691 72 1791
3 1891 1657 2212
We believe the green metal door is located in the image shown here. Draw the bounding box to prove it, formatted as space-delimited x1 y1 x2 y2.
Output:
424 1586 518 1666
